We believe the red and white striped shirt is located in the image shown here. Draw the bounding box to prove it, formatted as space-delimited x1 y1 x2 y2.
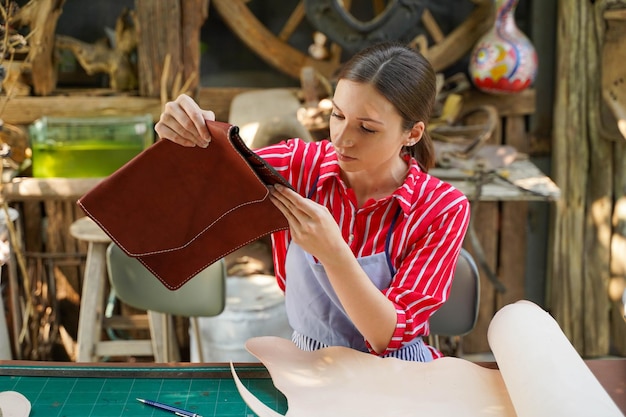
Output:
256 139 470 355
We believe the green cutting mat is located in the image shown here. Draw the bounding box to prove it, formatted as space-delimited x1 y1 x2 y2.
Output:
0 363 288 417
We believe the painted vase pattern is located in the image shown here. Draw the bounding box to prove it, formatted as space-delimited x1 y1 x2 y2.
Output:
468 0 538 94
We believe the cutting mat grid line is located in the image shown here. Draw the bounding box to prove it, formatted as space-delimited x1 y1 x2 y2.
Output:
0 374 288 416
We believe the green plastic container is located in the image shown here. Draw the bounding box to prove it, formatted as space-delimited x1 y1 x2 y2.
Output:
29 114 154 178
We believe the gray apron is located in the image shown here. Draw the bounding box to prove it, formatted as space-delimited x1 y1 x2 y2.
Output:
284 240 433 362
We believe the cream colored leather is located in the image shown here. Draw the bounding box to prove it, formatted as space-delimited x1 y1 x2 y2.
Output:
232 301 623 417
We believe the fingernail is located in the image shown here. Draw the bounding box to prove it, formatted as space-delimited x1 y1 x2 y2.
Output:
274 183 283 191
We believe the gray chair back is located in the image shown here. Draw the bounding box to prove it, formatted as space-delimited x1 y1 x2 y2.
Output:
429 248 480 337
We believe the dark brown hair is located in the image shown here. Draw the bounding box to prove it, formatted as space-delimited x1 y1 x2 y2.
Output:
336 42 437 171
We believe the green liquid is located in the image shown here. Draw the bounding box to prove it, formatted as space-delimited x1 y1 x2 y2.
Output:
32 140 145 178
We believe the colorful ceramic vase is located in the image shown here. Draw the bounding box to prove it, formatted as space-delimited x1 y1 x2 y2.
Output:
468 0 538 94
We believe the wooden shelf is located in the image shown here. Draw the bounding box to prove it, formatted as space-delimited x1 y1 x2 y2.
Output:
462 88 536 117
2 177 103 201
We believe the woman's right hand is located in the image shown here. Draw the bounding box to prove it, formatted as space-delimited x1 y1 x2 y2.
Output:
154 94 216 148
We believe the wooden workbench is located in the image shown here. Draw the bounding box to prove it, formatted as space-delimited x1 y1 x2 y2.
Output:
430 158 560 202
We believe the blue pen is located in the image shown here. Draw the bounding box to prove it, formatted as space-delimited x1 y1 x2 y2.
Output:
136 397 202 417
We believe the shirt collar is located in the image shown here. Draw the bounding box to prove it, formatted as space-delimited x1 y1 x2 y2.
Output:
396 155 423 214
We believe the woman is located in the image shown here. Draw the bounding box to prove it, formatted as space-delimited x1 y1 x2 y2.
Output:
155 42 470 362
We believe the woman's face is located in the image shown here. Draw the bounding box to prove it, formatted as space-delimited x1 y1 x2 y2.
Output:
330 80 421 179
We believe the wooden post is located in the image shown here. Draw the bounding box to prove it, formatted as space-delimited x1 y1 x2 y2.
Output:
611 137 626 356
134 0 208 98
604 7 626 357
550 0 626 357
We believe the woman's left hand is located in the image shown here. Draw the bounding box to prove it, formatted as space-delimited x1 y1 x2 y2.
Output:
269 184 346 262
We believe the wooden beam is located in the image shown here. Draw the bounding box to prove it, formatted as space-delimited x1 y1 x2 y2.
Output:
0 94 162 125
0 87 272 126
0 86 536 129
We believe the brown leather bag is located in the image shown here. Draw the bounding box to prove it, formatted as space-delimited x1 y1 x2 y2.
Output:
77 120 290 290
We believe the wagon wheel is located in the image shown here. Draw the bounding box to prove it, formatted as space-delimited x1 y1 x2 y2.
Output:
211 0 494 81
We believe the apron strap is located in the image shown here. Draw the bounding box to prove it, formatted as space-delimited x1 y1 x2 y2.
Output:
384 206 402 276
